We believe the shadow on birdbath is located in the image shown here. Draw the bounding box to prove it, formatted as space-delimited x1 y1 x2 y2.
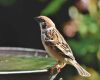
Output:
0 47 62 80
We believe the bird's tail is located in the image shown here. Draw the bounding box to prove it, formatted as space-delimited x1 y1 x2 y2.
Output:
68 59 91 77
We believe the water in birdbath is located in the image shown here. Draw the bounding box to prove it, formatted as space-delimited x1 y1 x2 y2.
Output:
0 55 56 71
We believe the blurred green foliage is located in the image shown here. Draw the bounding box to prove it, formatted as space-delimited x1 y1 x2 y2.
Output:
41 0 65 15
69 14 99 57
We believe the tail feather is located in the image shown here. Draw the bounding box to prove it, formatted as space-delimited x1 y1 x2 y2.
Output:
68 59 91 77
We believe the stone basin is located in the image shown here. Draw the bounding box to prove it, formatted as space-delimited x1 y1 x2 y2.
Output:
0 47 54 80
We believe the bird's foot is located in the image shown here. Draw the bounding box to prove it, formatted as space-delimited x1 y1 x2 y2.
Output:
50 64 62 75
50 67 57 74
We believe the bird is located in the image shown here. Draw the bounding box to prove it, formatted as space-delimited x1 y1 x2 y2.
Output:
35 16 91 77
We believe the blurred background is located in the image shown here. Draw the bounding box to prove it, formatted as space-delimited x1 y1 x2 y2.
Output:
0 0 100 80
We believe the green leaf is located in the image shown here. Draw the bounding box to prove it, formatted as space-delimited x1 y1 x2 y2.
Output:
41 0 65 15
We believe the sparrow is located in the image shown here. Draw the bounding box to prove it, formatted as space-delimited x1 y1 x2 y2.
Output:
35 16 91 77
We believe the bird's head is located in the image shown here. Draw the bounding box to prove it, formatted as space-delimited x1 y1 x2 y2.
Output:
35 16 55 30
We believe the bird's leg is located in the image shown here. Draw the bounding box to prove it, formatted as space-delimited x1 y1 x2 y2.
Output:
49 62 65 80
56 62 66 73
50 61 66 74
50 63 59 74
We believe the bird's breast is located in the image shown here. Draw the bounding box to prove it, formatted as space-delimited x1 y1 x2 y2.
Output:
41 38 63 61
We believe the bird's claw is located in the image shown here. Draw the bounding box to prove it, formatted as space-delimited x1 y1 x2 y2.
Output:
50 66 62 75
50 67 58 74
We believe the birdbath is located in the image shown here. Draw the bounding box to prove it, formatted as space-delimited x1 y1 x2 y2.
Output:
0 47 56 80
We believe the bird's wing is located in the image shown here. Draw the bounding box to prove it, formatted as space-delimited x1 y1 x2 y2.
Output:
55 42 75 59
45 28 75 59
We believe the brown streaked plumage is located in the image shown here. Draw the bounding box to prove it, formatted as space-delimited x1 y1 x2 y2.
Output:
35 16 91 77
